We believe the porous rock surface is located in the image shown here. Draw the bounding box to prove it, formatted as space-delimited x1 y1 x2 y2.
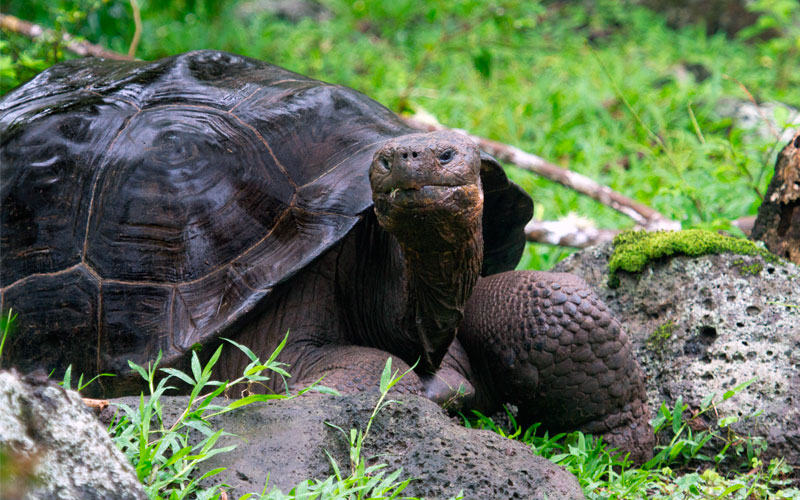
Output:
554 244 800 469
0 370 145 500
103 392 584 499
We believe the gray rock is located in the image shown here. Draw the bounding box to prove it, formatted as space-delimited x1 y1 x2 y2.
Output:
716 99 800 145
553 243 800 470
0 370 146 500
104 392 584 499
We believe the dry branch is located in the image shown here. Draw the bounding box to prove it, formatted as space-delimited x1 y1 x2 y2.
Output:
403 115 681 232
82 397 109 413
0 14 134 61
525 219 620 248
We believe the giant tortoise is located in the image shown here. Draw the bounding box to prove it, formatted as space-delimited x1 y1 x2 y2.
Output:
0 51 653 460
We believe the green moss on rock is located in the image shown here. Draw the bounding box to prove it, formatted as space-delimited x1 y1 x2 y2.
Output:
646 320 675 354
732 259 764 276
608 229 777 288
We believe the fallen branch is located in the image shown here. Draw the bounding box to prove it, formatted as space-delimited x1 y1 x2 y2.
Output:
82 397 109 413
527 215 759 248
0 14 134 61
525 218 619 248
403 114 681 232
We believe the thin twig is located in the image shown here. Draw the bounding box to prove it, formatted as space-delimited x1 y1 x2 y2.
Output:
82 397 109 412
0 14 134 61
128 0 142 58
687 103 705 145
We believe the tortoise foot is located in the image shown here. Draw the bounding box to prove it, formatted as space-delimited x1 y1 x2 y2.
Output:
460 270 654 463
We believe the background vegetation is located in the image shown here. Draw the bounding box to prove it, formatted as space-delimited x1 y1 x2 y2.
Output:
1 1 799 498
2 0 798 268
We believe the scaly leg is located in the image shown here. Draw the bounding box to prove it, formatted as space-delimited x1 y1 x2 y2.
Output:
459 270 654 463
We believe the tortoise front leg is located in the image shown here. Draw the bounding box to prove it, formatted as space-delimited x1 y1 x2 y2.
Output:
459 271 654 463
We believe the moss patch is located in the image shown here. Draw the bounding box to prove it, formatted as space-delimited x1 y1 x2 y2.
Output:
608 230 778 288
732 259 765 276
646 320 675 354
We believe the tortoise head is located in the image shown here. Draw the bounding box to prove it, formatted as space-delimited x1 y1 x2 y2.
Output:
369 130 486 370
369 130 484 251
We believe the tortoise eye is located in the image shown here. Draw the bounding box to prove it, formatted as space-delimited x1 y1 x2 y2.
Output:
438 149 455 164
380 156 391 170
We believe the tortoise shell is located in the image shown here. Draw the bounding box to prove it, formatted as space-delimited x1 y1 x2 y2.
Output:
0 50 531 381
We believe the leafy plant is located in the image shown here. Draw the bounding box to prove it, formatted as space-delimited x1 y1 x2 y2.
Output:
464 382 796 499
0 0 116 91
59 364 113 392
106 335 436 500
108 333 300 498
646 378 766 470
325 357 417 475
739 0 800 89
258 357 459 500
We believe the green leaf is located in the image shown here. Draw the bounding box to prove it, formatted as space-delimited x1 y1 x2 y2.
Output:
718 483 745 496
244 364 272 377
722 377 757 401
163 446 192 468
672 397 684 435
264 329 290 366
379 357 392 393
190 351 202 382
227 393 282 409
160 368 195 386
61 365 72 390
202 344 224 377
197 467 227 481
223 337 259 362
668 441 686 459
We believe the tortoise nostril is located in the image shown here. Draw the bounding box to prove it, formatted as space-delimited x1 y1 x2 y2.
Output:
402 152 408 159
412 151 418 158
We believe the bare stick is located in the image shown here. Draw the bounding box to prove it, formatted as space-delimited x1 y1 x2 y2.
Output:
404 114 681 231
82 397 109 413
0 14 134 61
525 219 620 248
527 215 757 248
128 0 142 58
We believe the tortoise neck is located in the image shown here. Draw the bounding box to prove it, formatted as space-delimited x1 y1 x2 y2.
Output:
398 221 483 372
378 197 484 373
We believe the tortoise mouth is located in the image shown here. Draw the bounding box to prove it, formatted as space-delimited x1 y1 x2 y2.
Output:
375 184 469 207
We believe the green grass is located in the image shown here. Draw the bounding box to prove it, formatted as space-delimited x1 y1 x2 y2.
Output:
106 338 458 500
107 339 798 499
465 385 798 500
2 308 797 498
2 0 798 266
2 1 799 497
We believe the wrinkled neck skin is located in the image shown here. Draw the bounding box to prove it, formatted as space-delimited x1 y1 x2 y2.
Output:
398 216 483 372
366 191 484 374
